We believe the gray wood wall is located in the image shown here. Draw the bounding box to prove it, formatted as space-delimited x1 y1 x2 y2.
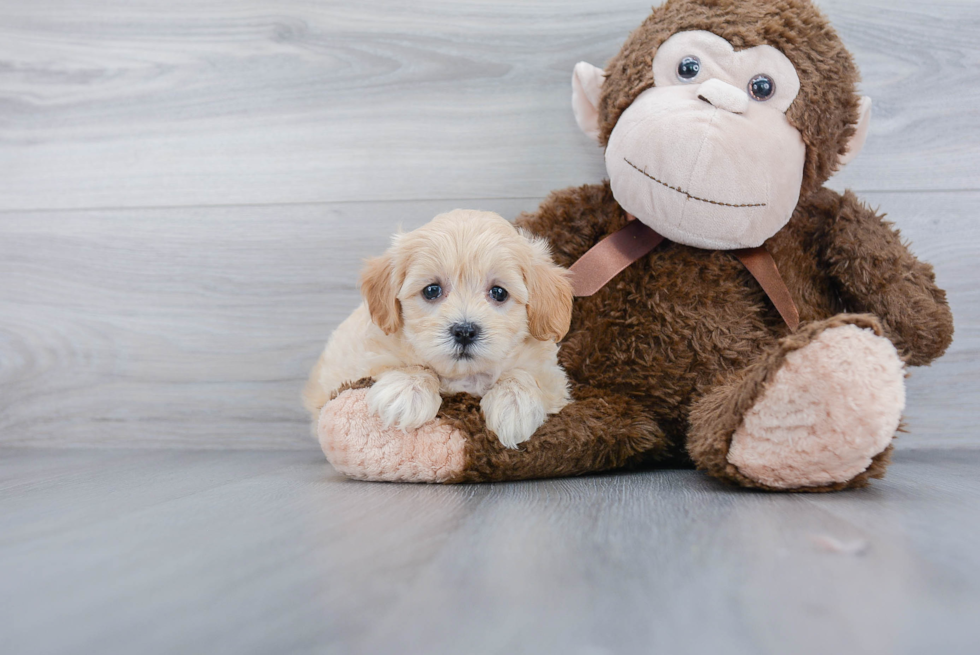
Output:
1 0 977 450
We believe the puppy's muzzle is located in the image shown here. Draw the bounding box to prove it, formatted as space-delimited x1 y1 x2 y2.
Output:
450 322 481 356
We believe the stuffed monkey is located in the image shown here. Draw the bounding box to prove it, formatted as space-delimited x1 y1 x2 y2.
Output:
313 0 953 491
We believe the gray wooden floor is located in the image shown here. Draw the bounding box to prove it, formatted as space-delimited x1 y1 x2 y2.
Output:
1 0 979 653
2 447 980 655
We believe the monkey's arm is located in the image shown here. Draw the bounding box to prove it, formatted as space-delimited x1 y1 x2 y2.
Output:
514 181 626 267
820 189 953 366
319 383 666 483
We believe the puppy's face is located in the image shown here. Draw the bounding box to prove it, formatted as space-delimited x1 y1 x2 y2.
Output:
361 210 573 378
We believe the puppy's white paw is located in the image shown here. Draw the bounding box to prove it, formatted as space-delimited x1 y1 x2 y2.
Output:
481 374 547 449
367 368 442 432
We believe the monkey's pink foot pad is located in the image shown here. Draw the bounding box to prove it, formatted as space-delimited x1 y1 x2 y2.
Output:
728 324 906 489
319 388 467 483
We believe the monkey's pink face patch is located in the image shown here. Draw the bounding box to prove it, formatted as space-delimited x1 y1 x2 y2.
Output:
606 32 807 250
652 31 801 112
318 388 467 483
573 32 871 248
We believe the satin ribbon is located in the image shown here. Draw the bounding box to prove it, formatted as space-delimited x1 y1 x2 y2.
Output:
567 212 800 331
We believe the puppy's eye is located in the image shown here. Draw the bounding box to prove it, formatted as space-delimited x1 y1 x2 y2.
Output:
677 56 701 81
422 284 442 301
748 74 776 101
489 286 508 303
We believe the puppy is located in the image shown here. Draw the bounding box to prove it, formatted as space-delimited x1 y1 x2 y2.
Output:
303 209 574 448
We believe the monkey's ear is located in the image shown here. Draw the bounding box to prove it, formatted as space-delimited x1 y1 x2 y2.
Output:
572 61 604 142
839 96 872 167
359 254 403 335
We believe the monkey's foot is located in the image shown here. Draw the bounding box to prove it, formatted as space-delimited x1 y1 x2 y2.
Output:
319 388 467 483
727 324 905 489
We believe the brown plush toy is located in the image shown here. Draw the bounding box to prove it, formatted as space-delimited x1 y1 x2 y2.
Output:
313 0 953 491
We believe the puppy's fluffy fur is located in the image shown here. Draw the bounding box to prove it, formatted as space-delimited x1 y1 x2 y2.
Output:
304 209 574 448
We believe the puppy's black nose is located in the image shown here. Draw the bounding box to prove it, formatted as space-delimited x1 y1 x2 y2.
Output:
450 322 481 347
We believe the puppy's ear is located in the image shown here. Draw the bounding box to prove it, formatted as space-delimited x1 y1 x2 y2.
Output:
522 236 574 342
360 254 403 335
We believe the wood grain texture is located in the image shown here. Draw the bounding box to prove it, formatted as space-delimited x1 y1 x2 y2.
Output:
0 198 537 449
0 0 977 451
0 192 976 450
1 447 978 655
0 0 978 212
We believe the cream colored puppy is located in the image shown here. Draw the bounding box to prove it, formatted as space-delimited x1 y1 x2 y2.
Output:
303 210 574 448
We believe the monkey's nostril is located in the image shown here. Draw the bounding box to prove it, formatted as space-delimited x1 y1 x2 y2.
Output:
696 78 748 115
450 322 481 347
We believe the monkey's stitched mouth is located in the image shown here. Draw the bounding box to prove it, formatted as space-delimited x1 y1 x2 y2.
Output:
623 158 766 208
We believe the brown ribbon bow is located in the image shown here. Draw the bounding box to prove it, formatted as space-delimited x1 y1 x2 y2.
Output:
567 213 800 331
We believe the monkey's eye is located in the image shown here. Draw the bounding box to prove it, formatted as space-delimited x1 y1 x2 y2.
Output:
422 284 443 300
748 74 776 101
677 56 701 81
489 286 509 303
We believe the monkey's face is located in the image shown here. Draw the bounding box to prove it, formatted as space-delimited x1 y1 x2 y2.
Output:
572 10 872 251
604 31 806 250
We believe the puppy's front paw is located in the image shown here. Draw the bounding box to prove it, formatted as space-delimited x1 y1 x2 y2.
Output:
367 368 442 431
481 374 547 449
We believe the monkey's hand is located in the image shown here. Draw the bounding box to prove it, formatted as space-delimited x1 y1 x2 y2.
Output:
822 189 953 366
319 384 663 484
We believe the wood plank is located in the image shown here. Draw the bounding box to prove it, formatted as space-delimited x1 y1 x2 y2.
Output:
1 0 978 212
1 447 978 654
0 191 975 450
0 198 539 449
